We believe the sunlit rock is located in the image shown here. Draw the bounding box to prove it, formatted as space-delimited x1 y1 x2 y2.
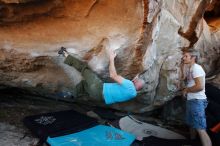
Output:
0 0 219 112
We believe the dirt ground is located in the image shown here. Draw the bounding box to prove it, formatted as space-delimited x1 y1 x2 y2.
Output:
0 87 91 146
0 87 189 146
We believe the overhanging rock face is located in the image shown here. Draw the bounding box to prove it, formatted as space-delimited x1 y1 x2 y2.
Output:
0 0 219 113
0 0 36 3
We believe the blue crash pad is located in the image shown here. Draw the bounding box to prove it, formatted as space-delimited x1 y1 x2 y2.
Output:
47 125 135 146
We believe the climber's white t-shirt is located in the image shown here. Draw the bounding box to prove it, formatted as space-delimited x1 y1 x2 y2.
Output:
186 63 207 100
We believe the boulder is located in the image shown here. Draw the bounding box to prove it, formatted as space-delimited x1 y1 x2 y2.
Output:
0 0 219 112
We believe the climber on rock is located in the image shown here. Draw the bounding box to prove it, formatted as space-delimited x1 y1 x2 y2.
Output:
58 47 145 104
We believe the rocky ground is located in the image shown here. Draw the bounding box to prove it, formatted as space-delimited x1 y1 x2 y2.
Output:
0 87 189 146
0 87 92 146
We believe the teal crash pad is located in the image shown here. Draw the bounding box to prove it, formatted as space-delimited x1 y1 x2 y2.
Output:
47 125 135 146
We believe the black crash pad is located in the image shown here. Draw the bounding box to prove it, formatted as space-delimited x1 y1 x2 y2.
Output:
23 110 98 141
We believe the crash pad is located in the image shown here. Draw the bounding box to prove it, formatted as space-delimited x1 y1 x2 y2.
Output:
23 110 98 141
119 116 185 141
47 125 135 146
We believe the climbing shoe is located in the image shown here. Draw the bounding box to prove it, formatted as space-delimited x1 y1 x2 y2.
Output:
58 47 67 56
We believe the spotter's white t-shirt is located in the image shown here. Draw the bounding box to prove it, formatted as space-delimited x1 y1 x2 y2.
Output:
186 63 207 100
